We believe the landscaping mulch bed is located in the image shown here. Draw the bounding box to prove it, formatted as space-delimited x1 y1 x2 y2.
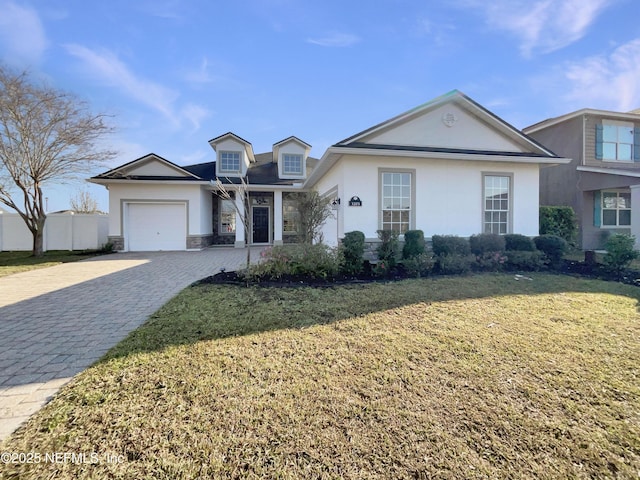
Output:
201 260 640 288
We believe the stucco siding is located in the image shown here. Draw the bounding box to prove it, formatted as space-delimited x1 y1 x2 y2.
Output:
316 155 541 241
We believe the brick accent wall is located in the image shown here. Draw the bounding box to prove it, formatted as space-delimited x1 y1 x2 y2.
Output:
107 236 124 251
187 234 215 249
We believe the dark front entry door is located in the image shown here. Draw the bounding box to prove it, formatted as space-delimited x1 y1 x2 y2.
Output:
252 206 269 243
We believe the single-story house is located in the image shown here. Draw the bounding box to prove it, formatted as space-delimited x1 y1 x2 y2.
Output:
524 108 640 249
89 90 569 251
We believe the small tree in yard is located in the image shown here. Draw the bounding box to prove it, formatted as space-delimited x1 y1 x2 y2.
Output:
603 234 639 275
70 189 99 213
0 66 114 256
215 177 252 268
292 191 333 244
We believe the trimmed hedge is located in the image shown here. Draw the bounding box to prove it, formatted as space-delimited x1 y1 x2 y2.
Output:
402 230 425 259
504 233 536 252
534 234 567 268
341 231 365 275
469 233 505 255
540 206 577 244
431 235 471 256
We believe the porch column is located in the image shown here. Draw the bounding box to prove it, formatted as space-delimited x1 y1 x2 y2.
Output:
273 190 283 246
234 190 246 248
630 185 640 249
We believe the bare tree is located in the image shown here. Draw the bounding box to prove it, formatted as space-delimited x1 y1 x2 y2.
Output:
0 66 115 256
70 189 99 213
293 191 333 244
215 177 252 268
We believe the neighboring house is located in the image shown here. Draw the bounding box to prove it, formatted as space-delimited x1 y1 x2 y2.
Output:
90 90 569 252
524 109 640 250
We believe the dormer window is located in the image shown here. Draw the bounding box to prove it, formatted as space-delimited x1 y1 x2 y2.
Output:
283 154 303 175
220 151 241 173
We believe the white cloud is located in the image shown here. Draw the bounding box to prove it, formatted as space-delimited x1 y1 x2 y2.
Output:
181 103 211 131
463 0 613 57
307 32 360 47
564 38 640 111
185 57 217 85
0 1 48 65
64 44 179 122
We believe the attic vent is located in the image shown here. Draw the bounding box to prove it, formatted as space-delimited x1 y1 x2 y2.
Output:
442 112 458 127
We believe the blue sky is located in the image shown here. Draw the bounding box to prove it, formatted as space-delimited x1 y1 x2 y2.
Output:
1 0 639 212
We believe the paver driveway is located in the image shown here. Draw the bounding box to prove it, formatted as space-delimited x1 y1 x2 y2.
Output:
0 248 254 441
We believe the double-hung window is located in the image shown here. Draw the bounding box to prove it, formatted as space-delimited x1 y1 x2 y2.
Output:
597 121 638 162
602 122 634 162
602 191 631 226
282 154 303 175
219 198 236 234
219 151 241 173
283 194 300 234
483 175 511 234
381 171 412 233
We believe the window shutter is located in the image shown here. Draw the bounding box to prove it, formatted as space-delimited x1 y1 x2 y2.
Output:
593 191 601 227
634 128 640 162
595 124 603 160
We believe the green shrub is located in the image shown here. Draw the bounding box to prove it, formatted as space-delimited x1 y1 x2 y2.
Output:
431 235 470 256
402 230 425 259
340 231 365 275
504 251 545 271
402 253 434 278
540 206 577 244
246 244 340 281
504 234 536 252
469 233 505 255
376 230 400 268
436 254 474 275
603 234 639 274
534 235 567 268
474 252 508 272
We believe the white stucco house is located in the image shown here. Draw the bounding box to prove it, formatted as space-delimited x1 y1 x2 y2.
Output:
89 90 569 252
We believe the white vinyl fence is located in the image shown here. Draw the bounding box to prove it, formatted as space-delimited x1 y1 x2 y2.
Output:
0 212 109 251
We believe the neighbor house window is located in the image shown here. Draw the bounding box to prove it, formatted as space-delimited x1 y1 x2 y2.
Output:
381 171 412 233
219 198 236 234
602 191 631 226
282 154 303 175
219 151 241 173
283 194 300 234
599 122 634 162
483 175 511 234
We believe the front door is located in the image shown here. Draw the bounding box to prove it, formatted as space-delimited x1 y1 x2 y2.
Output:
252 206 270 243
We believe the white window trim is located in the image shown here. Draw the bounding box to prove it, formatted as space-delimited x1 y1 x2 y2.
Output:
601 189 631 228
602 121 634 163
378 168 416 234
282 194 300 235
282 154 304 176
482 173 513 235
218 150 242 174
218 197 236 235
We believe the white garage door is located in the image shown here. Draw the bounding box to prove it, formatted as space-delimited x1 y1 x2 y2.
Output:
127 203 186 251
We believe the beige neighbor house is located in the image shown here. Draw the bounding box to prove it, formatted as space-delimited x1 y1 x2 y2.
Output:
90 90 569 252
524 108 640 250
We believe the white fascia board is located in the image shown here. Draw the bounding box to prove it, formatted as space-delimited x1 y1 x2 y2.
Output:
328 146 570 164
577 166 640 178
525 108 640 134
87 178 210 186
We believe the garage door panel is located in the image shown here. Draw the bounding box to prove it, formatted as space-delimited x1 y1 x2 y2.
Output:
128 203 186 251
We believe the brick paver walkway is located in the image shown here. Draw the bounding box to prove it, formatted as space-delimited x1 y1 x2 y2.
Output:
0 248 255 442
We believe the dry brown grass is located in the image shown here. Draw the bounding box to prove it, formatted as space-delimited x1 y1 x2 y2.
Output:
1 274 639 479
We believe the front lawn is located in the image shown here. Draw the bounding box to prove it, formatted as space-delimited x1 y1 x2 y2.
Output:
2 274 639 479
0 250 101 277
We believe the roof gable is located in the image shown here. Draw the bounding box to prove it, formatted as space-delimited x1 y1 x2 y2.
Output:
337 90 553 156
94 154 201 179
